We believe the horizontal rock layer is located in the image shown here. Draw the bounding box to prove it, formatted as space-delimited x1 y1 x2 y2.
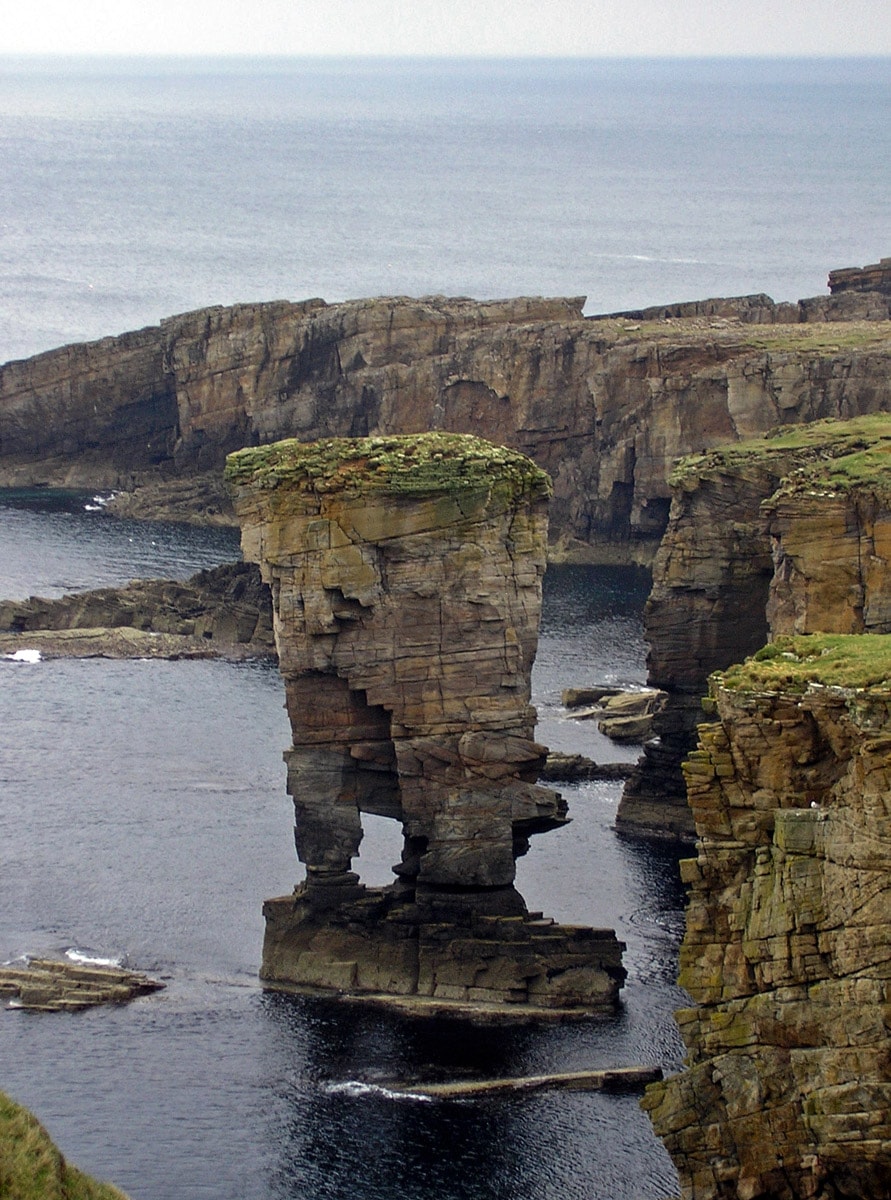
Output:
618 413 891 841
2 288 891 557
644 646 891 1200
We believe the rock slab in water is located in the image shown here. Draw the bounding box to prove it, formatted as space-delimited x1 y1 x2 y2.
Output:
0 958 164 1011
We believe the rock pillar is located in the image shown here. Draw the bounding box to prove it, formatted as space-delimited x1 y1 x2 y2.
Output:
226 432 625 1014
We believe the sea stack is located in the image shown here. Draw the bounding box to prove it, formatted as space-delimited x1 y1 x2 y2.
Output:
225 431 625 1015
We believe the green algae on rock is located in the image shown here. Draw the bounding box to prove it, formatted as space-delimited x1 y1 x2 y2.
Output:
670 411 891 492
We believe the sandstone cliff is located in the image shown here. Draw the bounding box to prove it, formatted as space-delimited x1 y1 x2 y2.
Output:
2 290 890 558
618 413 891 841
643 635 891 1200
225 432 625 1015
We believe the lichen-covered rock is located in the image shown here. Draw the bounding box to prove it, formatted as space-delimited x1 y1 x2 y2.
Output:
644 635 891 1200
226 431 626 1013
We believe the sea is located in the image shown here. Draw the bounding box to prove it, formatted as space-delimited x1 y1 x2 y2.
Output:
0 55 889 1200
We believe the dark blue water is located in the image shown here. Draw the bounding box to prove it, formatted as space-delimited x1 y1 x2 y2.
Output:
0 501 687 1200
1 56 889 362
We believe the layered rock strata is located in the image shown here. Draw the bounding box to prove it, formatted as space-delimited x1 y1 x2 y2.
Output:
225 432 625 1014
2 283 891 559
829 257 891 297
0 959 164 1012
0 561 273 656
644 635 891 1200
618 413 891 841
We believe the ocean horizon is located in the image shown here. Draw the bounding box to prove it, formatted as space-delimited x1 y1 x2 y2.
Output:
1 54 888 362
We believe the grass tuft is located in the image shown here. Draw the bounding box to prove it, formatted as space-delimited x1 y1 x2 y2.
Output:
716 633 891 694
0 1090 129 1200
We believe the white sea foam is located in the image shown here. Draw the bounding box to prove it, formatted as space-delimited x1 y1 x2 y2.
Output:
84 492 116 511
323 1080 434 1103
4 648 42 663
65 947 124 968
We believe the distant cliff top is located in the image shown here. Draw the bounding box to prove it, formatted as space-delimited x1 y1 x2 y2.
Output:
828 256 891 296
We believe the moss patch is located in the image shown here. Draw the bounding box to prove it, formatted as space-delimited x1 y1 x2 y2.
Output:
225 432 551 502
716 633 891 694
0 1090 129 1200
670 413 891 497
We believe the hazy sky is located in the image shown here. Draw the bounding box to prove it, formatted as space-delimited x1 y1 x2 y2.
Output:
3 0 890 57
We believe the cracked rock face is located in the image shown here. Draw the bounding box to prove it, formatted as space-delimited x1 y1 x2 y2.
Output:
225 431 625 1014
644 659 891 1200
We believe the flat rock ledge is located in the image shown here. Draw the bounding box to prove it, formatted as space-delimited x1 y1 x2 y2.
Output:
540 752 635 782
1 959 164 1012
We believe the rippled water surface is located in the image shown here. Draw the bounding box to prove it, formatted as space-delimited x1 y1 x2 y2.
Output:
0 503 688 1200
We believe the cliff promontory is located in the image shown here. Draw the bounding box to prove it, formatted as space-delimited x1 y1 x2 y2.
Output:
2 287 890 559
644 635 891 1199
618 413 891 840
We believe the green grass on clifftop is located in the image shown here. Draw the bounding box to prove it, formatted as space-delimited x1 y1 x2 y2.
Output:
671 412 891 498
0 1090 129 1200
716 633 891 694
224 432 552 501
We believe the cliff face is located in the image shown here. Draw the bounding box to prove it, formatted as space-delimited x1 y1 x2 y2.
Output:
225 432 625 1014
617 414 891 840
2 292 890 556
829 257 891 297
644 636 891 1200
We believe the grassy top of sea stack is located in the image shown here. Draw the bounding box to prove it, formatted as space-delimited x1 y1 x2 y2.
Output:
714 633 891 694
671 412 891 498
225 432 552 502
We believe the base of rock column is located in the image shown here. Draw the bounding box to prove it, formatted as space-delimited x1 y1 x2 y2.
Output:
260 887 626 1020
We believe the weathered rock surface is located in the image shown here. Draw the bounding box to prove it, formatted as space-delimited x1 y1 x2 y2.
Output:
0 958 164 1012
2 285 891 560
565 687 667 743
618 413 891 841
829 256 891 296
0 561 274 658
226 431 626 1014
644 638 891 1200
539 752 636 782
